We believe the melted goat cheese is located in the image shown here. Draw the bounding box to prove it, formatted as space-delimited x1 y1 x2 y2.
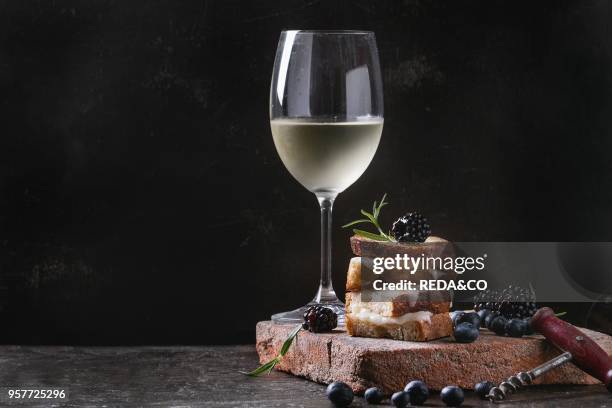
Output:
349 302 433 325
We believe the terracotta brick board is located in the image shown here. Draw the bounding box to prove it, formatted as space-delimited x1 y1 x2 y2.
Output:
256 321 612 395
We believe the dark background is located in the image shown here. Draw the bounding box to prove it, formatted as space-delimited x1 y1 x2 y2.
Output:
1 0 611 345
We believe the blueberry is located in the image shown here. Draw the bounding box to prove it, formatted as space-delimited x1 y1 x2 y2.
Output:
524 318 535 335
456 311 480 328
404 380 428 405
391 391 411 408
484 311 500 329
474 381 495 399
489 316 508 335
477 309 491 328
364 387 384 404
450 311 465 326
453 322 479 343
326 382 354 407
440 385 464 406
505 319 527 337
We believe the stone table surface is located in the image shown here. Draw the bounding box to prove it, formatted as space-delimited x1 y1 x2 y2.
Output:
0 345 609 407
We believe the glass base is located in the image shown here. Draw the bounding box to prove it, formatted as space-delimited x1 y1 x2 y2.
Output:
271 300 345 327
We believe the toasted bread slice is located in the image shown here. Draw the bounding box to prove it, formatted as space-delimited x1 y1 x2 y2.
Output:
350 235 450 258
347 236 455 289
345 290 450 317
345 258 451 315
346 257 362 292
346 291 453 341
346 310 452 341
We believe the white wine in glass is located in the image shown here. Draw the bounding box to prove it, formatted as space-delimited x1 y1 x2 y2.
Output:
270 30 384 324
271 119 383 193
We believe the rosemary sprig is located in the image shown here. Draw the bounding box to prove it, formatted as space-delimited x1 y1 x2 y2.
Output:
342 194 395 242
242 324 302 377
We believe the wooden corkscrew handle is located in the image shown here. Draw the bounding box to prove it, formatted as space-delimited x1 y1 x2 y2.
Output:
530 307 612 392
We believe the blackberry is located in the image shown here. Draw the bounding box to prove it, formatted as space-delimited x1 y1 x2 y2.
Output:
473 289 500 312
474 285 537 320
391 212 431 243
302 306 338 333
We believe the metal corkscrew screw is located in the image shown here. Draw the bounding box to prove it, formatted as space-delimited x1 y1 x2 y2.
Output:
488 308 612 402
488 351 573 401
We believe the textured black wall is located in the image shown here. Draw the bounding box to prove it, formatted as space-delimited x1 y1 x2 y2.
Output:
1 1 611 344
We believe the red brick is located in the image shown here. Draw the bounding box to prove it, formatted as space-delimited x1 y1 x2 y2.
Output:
256 321 612 394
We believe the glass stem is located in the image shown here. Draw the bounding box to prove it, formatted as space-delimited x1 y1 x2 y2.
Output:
314 194 339 303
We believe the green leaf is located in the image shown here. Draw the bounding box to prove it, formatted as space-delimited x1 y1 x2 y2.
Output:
373 193 388 219
241 324 302 377
360 209 374 218
241 357 280 377
360 210 377 224
342 219 370 228
378 199 389 214
353 229 387 241
280 324 302 356
343 194 393 242
555 312 567 318
375 201 387 216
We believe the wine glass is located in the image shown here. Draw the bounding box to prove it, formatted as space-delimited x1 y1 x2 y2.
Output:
270 30 384 324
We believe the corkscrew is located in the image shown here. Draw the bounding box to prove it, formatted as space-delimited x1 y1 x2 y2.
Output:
488 307 612 402
487 351 573 401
